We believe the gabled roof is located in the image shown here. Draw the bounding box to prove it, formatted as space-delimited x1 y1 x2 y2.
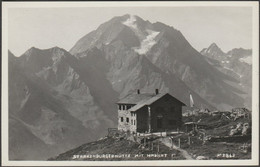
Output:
128 98 151 111
121 93 185 111
143 93 167 105
129 93 167 112
117 93 155 104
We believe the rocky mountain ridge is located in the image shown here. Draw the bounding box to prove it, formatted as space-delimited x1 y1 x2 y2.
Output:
200 43 252 109
71 14 245 110
8 14 252 160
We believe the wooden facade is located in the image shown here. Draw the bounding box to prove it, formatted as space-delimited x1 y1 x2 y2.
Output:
117 90 186 133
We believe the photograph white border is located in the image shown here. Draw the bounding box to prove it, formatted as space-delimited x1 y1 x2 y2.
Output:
2 1 259 166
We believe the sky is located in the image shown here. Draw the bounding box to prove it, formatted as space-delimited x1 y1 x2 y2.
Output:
8 6 253 56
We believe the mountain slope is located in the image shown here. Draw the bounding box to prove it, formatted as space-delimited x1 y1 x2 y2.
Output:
8 14 252 160
200 43 252 109
9 116 51 160
10 45 211 160
8 49 114 160
18 47 116 126
70 14 245 110
71 22 215 109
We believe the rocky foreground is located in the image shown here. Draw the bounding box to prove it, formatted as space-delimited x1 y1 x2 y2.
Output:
49 136 185 161
50 110 251 161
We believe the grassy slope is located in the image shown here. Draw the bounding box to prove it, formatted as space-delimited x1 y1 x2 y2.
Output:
49 136 185 160
50 112 251 160
174 113 252 159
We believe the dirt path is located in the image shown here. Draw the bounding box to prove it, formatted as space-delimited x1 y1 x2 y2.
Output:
161 138 194 160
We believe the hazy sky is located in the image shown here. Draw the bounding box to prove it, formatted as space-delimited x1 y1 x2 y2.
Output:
8 6 252 56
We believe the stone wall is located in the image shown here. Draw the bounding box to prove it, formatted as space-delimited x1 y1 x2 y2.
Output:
118 106 137 133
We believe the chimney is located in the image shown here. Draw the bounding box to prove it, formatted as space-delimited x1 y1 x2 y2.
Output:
155 89 159 95
137 89 140 94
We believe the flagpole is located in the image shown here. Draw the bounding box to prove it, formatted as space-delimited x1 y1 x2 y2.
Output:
190 93 195 131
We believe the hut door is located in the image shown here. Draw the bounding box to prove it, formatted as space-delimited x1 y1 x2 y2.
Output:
157 117 162 129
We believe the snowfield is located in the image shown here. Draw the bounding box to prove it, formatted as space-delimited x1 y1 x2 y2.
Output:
135 29 160 55
122 15 160 55
122 15 137 30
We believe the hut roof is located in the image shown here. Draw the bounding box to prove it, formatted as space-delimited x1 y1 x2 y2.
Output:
117 93 186 112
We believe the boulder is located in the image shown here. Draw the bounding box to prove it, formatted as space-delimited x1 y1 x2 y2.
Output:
196 156 208 160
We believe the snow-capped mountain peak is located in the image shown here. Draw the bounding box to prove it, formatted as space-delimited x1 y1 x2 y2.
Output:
122 15 137 30
200 43 225 58
121 15 160 55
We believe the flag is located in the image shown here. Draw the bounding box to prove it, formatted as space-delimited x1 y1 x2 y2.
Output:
190 93 194 107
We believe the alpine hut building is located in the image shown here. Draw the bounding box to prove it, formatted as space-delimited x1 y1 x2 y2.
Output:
117 89 186 133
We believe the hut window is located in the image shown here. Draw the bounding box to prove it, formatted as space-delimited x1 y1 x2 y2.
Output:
131 120 133 125
119 105 122 110
121 117 124 122
134 120 135 125
127 105 131 110
126 117 129 123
